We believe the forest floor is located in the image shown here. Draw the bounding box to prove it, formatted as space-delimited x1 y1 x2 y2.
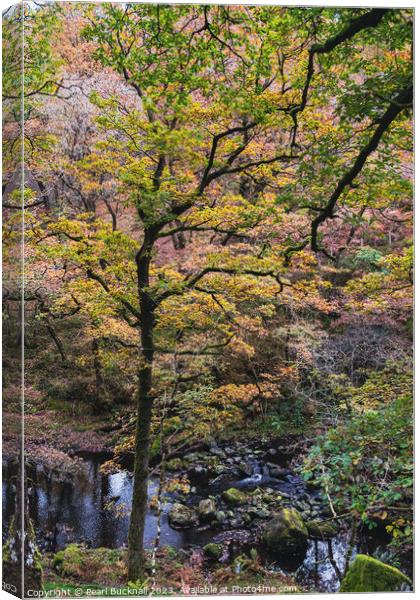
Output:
42 544 302 596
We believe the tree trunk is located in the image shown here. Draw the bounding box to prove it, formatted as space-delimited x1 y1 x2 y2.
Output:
92 338 109 414
127 230 156 582
45 320 66 363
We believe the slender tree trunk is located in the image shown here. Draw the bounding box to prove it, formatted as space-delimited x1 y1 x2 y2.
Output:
45 320 66 363
92 338 109 414
127 230 156 582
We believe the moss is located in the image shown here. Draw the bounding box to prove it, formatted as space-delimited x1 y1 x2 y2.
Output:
262 508 308 567
203 543 223 560
306 520 338 540
340 554 411 592
51 544 127 584
2 516 17 564
149 436 161 461
222 487 247 505
27 517 44 577
168 503 197 528
53 544 84 576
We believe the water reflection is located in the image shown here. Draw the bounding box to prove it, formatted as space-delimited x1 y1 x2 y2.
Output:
297 533 355 592
3 454 392 594
3 455 186 551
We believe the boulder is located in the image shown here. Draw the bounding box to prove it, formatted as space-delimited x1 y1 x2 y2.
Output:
306 520 338 540
230 516 244 528
340 554 411 592
262 508 308 567
238 461 254 476
197 498 216 522
188 465 209 484
168 503 197 529
214 464 228 475
203 543 223 560
243 513 252 525
210 447 225 458
183 452 200 463
268 465 290 478
222 487 248 506
214 510 227 524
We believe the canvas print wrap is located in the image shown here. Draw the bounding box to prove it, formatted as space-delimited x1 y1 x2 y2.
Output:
2 1 413 597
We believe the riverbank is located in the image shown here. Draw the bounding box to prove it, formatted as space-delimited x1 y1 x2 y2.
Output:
2 408 412 594
42 544 302 596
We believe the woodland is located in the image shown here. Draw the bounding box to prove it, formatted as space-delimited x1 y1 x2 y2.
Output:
2 2 413 596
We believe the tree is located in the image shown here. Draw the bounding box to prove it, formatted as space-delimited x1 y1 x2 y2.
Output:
27 5 412 582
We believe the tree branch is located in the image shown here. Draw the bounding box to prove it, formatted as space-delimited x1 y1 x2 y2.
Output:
311 83 413 252
156 334 234 356
289 9 389 146
198 122 256 194
86 268 141 321
155 266 285 304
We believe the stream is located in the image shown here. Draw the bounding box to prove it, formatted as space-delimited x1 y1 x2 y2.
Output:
2 447 389 593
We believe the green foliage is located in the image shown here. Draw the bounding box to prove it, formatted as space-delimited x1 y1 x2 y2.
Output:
301 362 413 545
347 247 384 271
266 414 287 435
3 3 62 167
52 544 125 581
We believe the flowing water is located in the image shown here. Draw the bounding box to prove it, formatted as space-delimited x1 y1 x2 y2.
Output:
1 452 386 593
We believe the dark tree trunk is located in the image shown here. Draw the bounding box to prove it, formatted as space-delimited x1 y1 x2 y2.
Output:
171 219 186 249
127 229 156 582
45 320 66 363
92 338 109 414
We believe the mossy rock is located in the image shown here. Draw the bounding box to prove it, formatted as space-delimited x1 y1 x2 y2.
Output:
214 510 227 523
222 487 247 505
262 508 308 568
340 554 411 592
197 498 217 522
203 543 223 560
168 503 197 528
306 520 338 540
247 507 271 519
